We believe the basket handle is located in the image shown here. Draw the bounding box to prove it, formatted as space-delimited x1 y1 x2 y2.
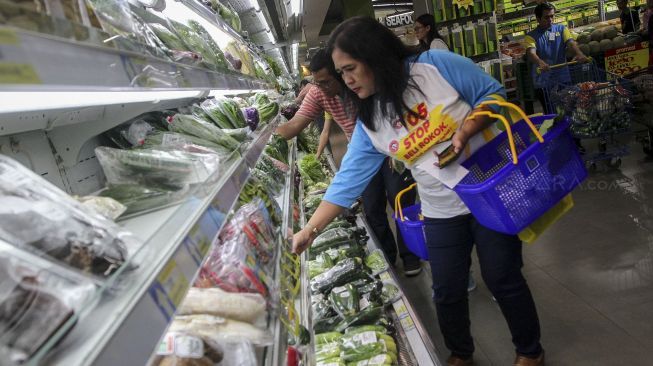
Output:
394 183 417 222
479 100 544 144
536 57 593 74
464 111 519 165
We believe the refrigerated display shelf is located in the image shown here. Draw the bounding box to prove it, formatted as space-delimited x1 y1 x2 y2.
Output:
264 138 298 366
0 25 268 91
35 119 278 366
308 152 443 366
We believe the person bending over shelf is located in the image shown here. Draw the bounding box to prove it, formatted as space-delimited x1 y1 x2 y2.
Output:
293 16 545 366
276 49 423 277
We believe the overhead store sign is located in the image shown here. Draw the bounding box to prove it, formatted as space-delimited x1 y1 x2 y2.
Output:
605 41 650 76
379 11 414 28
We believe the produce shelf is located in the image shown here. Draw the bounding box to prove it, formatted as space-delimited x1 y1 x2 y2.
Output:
0 25 268 92
36 120 278 366
316 152 443 366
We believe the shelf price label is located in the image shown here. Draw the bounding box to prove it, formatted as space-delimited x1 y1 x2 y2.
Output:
400 316 416 331
149 259 190 321
392 299 409 319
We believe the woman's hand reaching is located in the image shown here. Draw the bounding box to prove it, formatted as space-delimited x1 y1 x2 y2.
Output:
292 228 315 254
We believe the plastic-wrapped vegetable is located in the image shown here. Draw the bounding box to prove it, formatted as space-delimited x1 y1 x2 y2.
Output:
0 156 141 281
298 154 328 185
167 114 240 152
187 20 229 70
75 195 127 220
340 332 386 363
316 343 342 362
210 0 241 32
99 184 187 216
142 132 234 158
169 315 273 346
167 20 219 70
380 282 401 305
0 253 96 365
95 146 221 189
312 298 337 321
349 353 394 365
313 228 355 251
314 314 344 334
329 284 359 318
201 98 247 129
257 102 280 124
335 306 384 333
149 23 189 51
178 287 266 324
151 331 224 366
310 257 365 294
242 107 259 131
364 250 388 275
315 331 343 345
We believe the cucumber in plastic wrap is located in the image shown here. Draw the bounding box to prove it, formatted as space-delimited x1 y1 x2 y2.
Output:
142 131 234 158
316 331 343 345
310 257 366 294
95 146 220 189
364 249 388 275
312 297 337 321
335 306 384 333
329 284 359 317
313 228 356 251
317 343 342 362
348 353 393 366
167 114 240 152
99 184 187 216
314 314 344 334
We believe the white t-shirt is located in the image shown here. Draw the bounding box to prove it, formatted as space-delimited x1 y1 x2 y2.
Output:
430 38 449 50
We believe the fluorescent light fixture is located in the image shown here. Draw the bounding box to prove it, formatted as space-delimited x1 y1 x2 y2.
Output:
0 91 204 113
292 43 299 72
291 0 300 15
208 89 265 97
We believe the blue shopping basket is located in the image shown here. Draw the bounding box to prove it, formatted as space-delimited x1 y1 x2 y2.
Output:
454 101 588 235
392 185 428 260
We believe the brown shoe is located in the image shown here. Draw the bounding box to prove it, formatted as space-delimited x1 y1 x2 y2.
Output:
514 350 545 366
447 355 473 366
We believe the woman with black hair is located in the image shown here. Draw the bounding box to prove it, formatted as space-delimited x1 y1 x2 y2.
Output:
293 16 545 366
414 13 448 50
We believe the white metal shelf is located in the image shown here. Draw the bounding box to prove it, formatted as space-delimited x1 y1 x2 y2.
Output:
0 25 269 92
36 120 277 366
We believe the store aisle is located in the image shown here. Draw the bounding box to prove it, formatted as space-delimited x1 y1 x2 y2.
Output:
397 142 653 365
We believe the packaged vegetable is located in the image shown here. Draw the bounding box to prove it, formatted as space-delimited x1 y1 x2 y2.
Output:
317 343 342 362
187 20 228 70
149 22 188 51
317 359 345 366
340 331 385 363
312 297 337 321
95 146 221 189
329 284 359 318
310 257 366 294
344 325 388 335
151 331 224 366
99 184 188 216
167 20 220 70
364 250 388 275
167 114 240 152
348 353 393 366
142 132 234 159
169 315 273 346
0 155 140 281
177 287 266 324
201 98 247 129
75 195 127 220
380 282 401 305
298 154 328 185
313 228 356 252
314 314 344 334
315 331 343 345
335 306 384 333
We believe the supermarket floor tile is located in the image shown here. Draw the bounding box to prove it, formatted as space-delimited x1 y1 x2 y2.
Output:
396 141 653 365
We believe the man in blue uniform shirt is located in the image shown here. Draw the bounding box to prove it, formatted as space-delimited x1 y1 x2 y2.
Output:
524 2 588 113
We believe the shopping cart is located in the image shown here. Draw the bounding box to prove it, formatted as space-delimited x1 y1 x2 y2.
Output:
543 61 632 170
623 66 653 156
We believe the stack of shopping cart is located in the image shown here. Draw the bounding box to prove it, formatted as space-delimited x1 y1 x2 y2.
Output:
541 61 632 170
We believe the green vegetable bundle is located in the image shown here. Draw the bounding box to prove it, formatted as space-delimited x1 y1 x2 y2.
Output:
201 98 247 129
99 184 185 216
187 20 229 69
148 23 188 51
141 131 233 158
265 135 289 164
299 154 329 185
167 114 240 152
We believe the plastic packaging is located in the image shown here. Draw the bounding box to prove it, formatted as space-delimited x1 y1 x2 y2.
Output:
0 250 96 365
169 315 273 346
151 331 223 366
167 114 241 152
75 195 127 220
363 250 388 275
0 155 140 281
95 146 221 189
177 287 266 324
200 98 247 130
99 184 188 216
